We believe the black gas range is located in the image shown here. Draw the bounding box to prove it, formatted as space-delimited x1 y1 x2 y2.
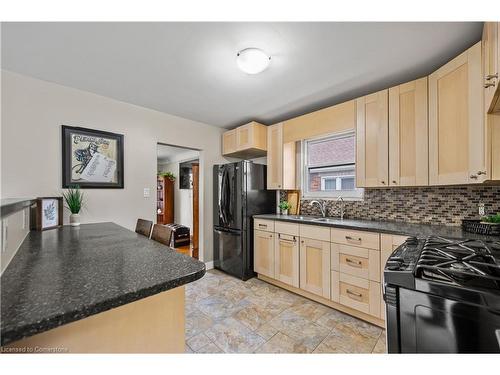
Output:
383 235 500 353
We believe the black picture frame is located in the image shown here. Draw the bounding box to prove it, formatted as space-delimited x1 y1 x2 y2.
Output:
62 125 124 189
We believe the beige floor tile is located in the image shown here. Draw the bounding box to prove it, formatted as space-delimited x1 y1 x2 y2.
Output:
197 295 251 320
205 317 266 353
288 301 332 321
314 323 379 353
186 333 213 352
372 331 387 353
254 322 279 340
316 309 382 339
267 310 330 351
255 332 310 353
233 303 278 330
185 344 194 353
185 308 215 339
196 342 224 353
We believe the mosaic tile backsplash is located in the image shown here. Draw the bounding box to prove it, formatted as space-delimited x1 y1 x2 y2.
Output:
281 186 500 226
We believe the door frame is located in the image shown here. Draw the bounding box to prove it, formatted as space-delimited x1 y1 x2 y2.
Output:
156 142 203 262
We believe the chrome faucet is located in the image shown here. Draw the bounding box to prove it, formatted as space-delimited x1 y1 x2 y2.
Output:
336 197 345 220
309 200 327 218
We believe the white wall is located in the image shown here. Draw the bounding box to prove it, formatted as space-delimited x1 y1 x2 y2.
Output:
1 71 228 262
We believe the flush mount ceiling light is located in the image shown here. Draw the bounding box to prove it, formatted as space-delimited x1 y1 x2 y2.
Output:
236 48 271 75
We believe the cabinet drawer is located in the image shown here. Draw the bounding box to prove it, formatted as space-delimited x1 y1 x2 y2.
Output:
330 228 380 250
254 219 274 232
331 244 380 282
331 272 381 318
300 224 330 241
275 221 299 236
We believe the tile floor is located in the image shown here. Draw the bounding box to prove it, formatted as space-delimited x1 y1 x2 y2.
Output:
185 269 387 354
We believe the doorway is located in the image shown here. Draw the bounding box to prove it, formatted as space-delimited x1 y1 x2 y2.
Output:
157 143 201 259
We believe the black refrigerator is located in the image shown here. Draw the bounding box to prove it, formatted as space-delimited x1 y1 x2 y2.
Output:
213 161 276 280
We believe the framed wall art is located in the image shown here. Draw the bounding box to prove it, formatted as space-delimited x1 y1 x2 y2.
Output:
62 126 124 188
31 197 63 231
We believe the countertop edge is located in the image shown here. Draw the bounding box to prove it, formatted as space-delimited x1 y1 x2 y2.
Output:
0 198 36 219
1 266 205 346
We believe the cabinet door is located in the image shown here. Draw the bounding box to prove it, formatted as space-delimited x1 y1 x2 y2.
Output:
356 90 389 187
429 42 485 185
236 123 253 150
267 123 283 189
483 22 499 113
389 78 428 186
254 230 275 278
380 234 408 321
222 129 237 155
274 233 299 288
299 237 330 298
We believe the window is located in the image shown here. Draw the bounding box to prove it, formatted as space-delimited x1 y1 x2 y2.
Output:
302 131 363 199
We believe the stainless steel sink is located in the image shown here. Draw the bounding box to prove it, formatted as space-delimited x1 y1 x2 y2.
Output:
312 217 340 223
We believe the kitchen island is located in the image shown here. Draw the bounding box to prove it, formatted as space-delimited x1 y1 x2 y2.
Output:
0 222 205 353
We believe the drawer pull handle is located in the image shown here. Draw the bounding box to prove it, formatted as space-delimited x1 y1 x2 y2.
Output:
278 233 296 243
258 224 268 228
346 289 363 301
346 258 362 268
345 236 362 242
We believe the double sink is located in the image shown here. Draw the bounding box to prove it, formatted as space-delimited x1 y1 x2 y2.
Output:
285 215 343 224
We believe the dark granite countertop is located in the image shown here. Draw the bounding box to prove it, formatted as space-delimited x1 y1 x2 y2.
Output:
0 198 35 218
254 214 500 241
0 222 205 345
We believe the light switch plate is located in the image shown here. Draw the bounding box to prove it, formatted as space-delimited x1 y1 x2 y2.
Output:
143 188 150 198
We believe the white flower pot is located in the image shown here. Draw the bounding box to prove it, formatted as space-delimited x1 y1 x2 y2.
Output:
70 213 81 226
281 209 288 215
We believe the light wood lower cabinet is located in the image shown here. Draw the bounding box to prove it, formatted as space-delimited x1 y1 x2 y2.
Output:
332 271 381 318
331 243 380 282
274 233 299 288
299 237 331 299
380 234 408 320
254 230 275 278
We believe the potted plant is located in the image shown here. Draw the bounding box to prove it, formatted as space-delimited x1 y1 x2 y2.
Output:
279 201 292 215
481 213 500 225
62 186 84 226
158 171 176 181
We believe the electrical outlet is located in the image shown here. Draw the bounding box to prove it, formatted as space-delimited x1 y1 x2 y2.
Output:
143 188 150 198
479 203 485 216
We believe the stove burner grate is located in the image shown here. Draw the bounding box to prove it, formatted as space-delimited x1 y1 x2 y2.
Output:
415 236 500 288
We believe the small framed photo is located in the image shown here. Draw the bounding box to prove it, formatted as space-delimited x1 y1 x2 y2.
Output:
62 125 124 189
32 197 63 231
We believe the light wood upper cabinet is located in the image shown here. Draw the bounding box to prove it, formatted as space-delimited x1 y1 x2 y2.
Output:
299 237 331 299
267 123 296 190
267 123 283 189
222 129 237 155
388 78 429 187
429 42 485 185
254 230 275 278
356 89 389 187
222 121 267 158
483 22 500 113
274 233 299 288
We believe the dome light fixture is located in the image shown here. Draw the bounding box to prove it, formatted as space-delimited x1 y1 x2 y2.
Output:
236 48 271 75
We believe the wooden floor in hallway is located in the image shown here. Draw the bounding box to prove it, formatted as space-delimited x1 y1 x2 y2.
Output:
184 269 386 353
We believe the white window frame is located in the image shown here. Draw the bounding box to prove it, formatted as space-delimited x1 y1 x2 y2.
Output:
301 131 364 200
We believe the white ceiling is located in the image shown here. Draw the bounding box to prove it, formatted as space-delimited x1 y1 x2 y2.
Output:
1 22 482 128
157 144 199 164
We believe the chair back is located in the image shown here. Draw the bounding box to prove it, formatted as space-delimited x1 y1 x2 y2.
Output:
151 224 172 247
135 219 153 237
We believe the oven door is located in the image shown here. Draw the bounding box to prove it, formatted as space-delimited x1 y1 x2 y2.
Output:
398 287 500 353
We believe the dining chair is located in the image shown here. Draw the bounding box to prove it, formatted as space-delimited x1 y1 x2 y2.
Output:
151 224 172 247
135 219 153 238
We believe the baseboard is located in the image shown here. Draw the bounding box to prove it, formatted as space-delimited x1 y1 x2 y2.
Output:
204 261 214 270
